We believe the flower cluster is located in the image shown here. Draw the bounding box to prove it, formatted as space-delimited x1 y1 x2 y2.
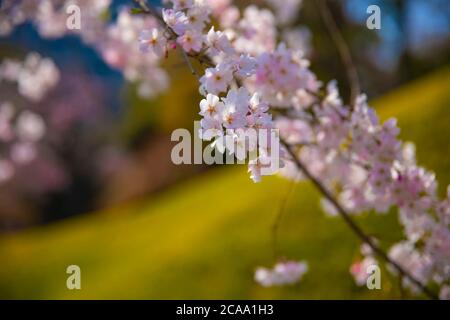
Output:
276 85 450 297
255 260 308 287
100 8 169 98
139 1 211 57
276 83 450 296
251 44 320 108
387 241 433 293
0 1 169 99
232 6 277 56
145 0 449 296
0 0 110 40
139 0 281 182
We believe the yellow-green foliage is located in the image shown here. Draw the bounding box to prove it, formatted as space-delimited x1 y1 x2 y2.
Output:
0 67 449 299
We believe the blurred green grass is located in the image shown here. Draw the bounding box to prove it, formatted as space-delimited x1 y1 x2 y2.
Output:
0 67 449 299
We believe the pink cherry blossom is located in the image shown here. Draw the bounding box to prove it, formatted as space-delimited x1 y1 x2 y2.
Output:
200 64 233 95
176 29 203 52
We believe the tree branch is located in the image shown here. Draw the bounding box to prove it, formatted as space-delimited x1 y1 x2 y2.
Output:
282 139 438 299
133 0 438 300
179 49 200 79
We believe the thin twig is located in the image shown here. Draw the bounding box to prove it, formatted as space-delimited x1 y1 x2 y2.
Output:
317 0 360 106
282 139 438 300
179 49 200 79
272 180 296 260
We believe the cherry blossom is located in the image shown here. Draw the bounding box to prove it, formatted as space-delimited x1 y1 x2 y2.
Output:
139 28 167 57
176 29 203 52
162 8 189 35
255 260 308 287
205 27 234 56
200 64 234 95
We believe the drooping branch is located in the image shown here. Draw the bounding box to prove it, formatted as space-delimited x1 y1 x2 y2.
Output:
132 0 439 299
281 140 438 299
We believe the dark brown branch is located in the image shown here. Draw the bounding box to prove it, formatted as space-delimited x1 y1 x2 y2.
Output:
282 140 438 299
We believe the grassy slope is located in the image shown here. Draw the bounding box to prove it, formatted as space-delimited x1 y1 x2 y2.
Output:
0 67 449 299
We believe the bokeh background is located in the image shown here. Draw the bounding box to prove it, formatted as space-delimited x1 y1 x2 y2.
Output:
0 0 449 299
